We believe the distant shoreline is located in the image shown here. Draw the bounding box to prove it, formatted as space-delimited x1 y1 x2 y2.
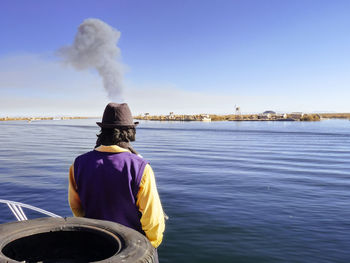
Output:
135 113 350 122
1 113 349 122
0 116 93 122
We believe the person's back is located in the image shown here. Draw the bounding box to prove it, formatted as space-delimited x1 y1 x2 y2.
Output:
68 103 165 253
74 149 147 232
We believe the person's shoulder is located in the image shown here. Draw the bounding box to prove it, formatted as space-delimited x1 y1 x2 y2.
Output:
122 152 149 164
74 150 96 162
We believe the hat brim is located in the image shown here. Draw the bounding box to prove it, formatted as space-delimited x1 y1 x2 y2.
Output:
96 122 139 128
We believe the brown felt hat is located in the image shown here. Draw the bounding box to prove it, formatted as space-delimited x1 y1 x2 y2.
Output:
97 103 139 128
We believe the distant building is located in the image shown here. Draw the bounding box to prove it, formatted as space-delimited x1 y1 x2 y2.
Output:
199 114 211 122
262 110 276 119
167 112 175 120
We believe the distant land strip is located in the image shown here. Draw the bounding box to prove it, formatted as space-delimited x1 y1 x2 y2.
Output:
1 113 349 122
0 116 92 122
135 113 350 122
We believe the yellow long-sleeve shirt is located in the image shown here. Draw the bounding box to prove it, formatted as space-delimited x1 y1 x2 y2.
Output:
68 145 165 248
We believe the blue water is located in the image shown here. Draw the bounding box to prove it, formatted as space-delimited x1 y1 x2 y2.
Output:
0 119 349 262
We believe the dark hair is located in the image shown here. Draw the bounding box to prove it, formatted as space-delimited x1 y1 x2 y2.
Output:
95 127 136 148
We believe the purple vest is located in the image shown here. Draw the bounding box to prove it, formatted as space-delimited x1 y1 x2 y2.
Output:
74 150 148 234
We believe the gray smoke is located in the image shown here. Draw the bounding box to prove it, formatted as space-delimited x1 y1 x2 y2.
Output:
58 18 124 101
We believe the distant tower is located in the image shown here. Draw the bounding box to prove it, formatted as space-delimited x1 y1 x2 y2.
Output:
234 105 241 119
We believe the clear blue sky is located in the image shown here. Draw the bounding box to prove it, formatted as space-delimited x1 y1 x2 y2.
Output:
1 0 350 116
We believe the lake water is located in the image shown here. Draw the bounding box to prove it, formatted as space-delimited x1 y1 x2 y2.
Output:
0 119 349 262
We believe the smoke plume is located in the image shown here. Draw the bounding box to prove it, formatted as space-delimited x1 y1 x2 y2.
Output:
58 18 124 101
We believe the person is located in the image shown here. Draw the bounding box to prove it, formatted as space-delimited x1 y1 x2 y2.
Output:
68 102 165 252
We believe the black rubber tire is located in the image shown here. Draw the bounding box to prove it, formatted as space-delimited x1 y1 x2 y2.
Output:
0 217 156 263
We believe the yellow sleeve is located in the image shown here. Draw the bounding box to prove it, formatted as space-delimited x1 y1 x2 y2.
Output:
68 163 85 217
136 164 165 248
